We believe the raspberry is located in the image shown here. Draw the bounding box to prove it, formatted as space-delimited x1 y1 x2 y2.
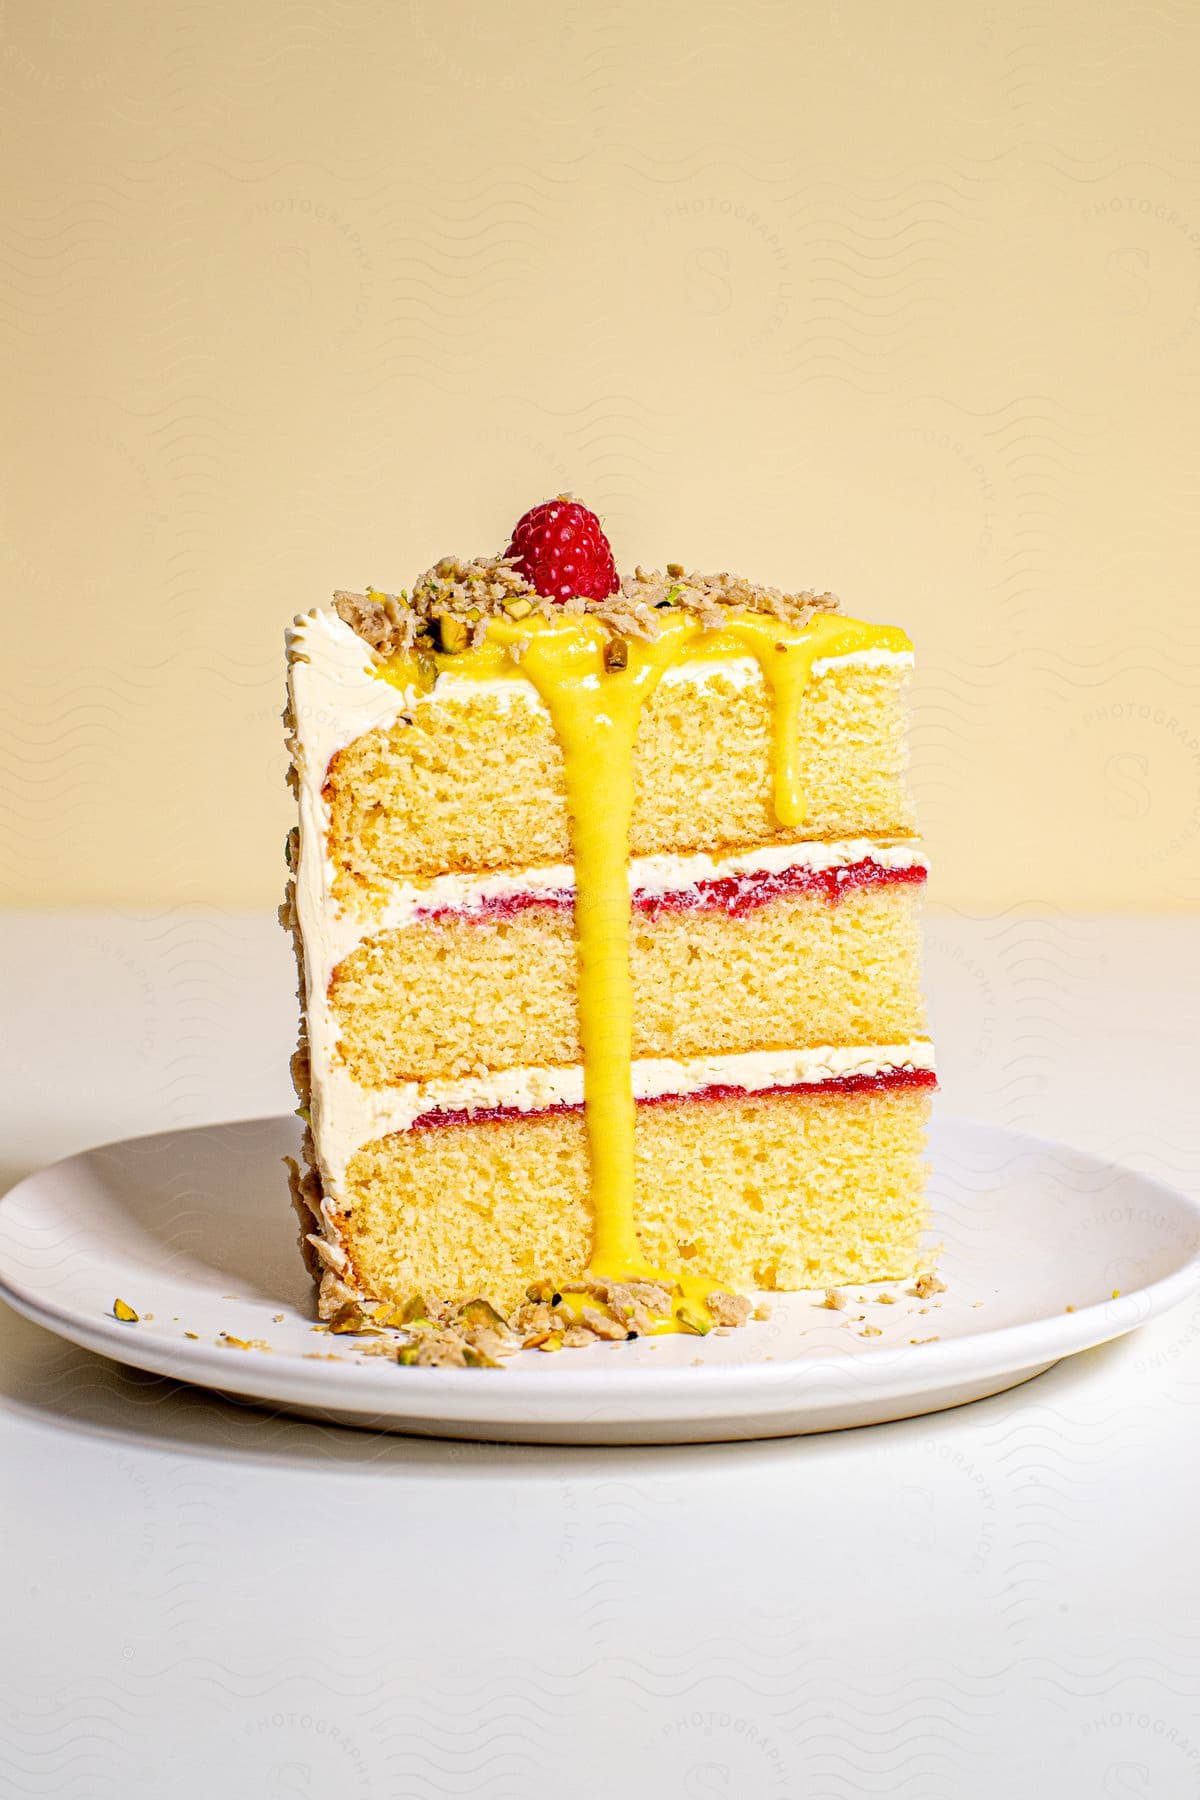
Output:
504 496 619 603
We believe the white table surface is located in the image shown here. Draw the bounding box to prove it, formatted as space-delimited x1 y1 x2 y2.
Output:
3 909 1199 1796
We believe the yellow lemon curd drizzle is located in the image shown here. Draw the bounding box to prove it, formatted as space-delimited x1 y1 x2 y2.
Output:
379 608 909 1328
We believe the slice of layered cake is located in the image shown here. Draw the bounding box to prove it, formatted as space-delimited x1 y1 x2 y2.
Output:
282 498 934 1355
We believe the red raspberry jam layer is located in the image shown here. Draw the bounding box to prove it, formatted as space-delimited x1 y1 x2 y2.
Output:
409 1063 936 1131
637 857 925 919
417 856 926 925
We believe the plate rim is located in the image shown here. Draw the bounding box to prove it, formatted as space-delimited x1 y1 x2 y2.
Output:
2 1113 1199 1424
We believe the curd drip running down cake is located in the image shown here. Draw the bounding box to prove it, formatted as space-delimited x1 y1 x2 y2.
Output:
282 498 935 1361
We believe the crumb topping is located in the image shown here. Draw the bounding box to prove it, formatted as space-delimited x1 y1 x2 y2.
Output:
333 554 839 662
316 1275 755 1369
909 1272 946 1300
708 1291 753 1328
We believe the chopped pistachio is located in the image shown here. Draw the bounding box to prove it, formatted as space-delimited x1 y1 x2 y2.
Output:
112 1298 139 1323
328 1301 383 1336
396 1344 420 1367
458 1297 508 1332
675 1304 712 1336
437 613 470 653
502 595 533 620
604 634 629 671
370 1301 408 1328
666 561 685 578
415 649 438 693
401 1293 430 1324
462 1344 499 1369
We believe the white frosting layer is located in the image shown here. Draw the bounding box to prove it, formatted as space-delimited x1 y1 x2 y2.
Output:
431 646 914 707
316 1040 936 1190
427 671 536 711
631 836 926 892
287 609 407 1230
660 646 914 687
813 645 915 676
315 836 928 958
286 608 414 788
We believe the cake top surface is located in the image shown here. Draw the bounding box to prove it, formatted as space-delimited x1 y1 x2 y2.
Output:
329 494 847 664
333 556 840 660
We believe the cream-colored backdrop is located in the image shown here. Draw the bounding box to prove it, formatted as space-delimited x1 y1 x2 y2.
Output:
3 0 1199 909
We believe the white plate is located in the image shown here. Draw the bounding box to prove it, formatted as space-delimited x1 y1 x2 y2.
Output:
1 1115 1198 1444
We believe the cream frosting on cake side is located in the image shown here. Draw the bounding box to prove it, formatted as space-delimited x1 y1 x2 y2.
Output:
304 831 928 957
309 1038 937 1196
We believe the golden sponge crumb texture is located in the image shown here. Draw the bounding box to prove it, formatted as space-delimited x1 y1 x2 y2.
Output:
330 882 927 1084
326 662 913 893
286 600 933 1337
338 1085 931 1315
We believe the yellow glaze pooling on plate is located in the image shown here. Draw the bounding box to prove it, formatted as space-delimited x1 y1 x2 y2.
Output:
379 608 909 1329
